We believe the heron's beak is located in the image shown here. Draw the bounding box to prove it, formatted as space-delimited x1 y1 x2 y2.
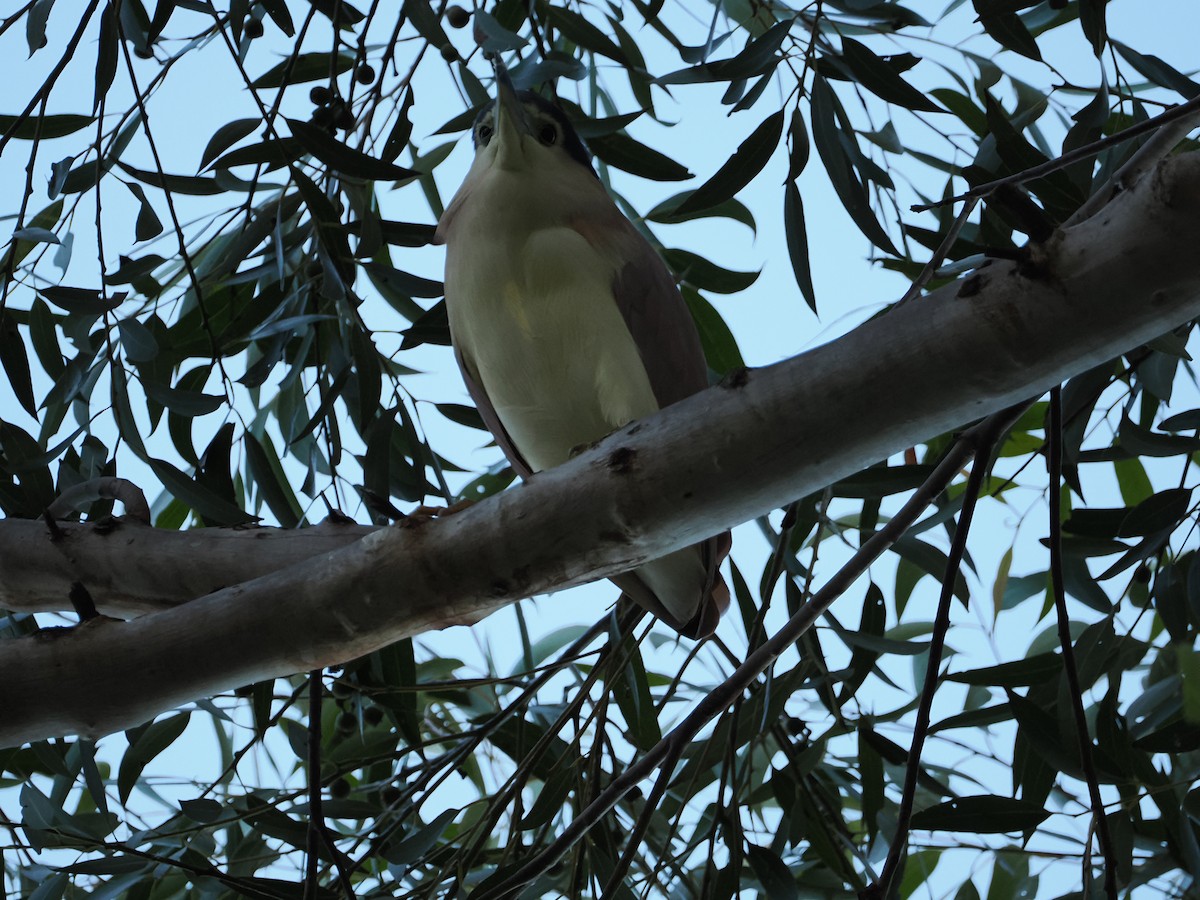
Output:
492 59 531 169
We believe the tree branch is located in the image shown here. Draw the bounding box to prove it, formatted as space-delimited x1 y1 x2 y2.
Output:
910 93 1200 212
2 153 1200 747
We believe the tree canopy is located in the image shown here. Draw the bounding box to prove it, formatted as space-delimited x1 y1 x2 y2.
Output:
1 1 1200 898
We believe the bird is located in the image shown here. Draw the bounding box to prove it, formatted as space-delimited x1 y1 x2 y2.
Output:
434 63 731 638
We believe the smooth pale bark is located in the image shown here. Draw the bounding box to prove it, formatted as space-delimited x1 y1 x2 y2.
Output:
1 153 1199 747
0 519 374 617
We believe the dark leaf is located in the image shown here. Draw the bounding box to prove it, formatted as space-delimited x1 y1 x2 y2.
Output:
260 0 295 35
678 30 733 65
1113 40 1200 99
838 38 941 112
588 131 691 181
383 88 415 163
859 729 884 839
838 583 886 702
0 314 36 416
810 76 899 255
0 113 93 140
382 809 456 866
674 109 783 216
519 767 573 830
287 118 418 181
106 253 167 285
1079 0 1107 56
123 181 164 241
930 89 988 136
549 7 627 64
141 379 224 417
39 286 124 316
399 300 450 350
946 653 1062 687
365 263 425 321
658 17 792 85
436 403 486 431
682 288 744 375
28 299 63 379
608 631 661 750
375 220 437 247
1119 414 1200 457
199 118 260 170
1119 488 1193 538
645 192 755 230
118 713 191 804
62 857 148 877
361 261 442 299
404 0 451 51
366 639 421 744
94 2 118 113
1161 409 1200 432
210 136 304 171
110 363 148 460
246 428 308 521
893 534 969 603
930 703 1014 733
117 318 159 362
567 109 644 140
116 161 224 195
835 464 936 498
745 845 798 900
911 795 1049 833
148 457 256 524
1061 554 1112 613
250 52 355 88
783 182 816 312
981 95 1081 219
309 0 366 26
663 249 758 294
972 1 1042 61
117 0 152 55
180 798 223 823
787 106 809 180
26 0 55 55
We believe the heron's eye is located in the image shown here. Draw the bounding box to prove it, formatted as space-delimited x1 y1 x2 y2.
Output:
478 124 494 145
538 123 558 146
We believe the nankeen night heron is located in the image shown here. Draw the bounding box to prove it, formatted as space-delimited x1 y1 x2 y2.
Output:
435 65 731 637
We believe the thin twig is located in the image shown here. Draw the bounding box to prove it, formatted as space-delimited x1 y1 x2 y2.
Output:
895 197 979 307
868 410 1010 898
304 671 323 900
0 0 102 153
116 30 233 393
346 615 612 875
474 403 1030 900
1049 387 1118 898
910 93 1200 213
1066 102 1200 226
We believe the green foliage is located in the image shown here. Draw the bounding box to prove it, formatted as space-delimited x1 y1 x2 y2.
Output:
1 1 1199 898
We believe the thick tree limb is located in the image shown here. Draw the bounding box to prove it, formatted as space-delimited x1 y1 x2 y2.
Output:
1 153 1200 746
0 519 373 617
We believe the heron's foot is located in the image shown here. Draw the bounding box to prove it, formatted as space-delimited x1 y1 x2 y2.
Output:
399 498 476 528
568 439 603 459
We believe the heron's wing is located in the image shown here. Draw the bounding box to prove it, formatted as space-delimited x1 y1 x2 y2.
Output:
608 223 710 408
603 220 732 638
453 344 534 480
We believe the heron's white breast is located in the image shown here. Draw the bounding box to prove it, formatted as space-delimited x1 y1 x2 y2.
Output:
444 172 658 472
